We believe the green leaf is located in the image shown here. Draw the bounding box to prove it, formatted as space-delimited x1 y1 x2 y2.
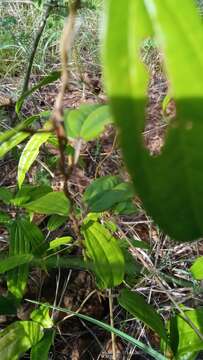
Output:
49 236 72 250
7 220 33 299
0 115 39 144
12 184 52 206
23 192 70 216
112 200 137 215
18 127 51 188
0 211 11 225
190 257 203 280
0 254 33 274
0 131 29 159
103 0 203 241
31 329 54 360
47 214 67 231
82 220 125 288
0 187 13 204
27 300 167 360
15 71 60 114
31 305 53 329
173 308 203 358
19 218 46 256
80 105 112 141
0 296 17 315
83 175 134 212
0 320 43 360
118 288 167 341
64 104 99 139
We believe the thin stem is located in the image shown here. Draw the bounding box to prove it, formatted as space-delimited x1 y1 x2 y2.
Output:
21 1 54 96
108 289 116 360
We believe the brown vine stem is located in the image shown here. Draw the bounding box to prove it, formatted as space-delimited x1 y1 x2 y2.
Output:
52 0 81 237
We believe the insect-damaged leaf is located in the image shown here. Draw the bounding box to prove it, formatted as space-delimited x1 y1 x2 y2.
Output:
82 220 125 288
103 0 203 241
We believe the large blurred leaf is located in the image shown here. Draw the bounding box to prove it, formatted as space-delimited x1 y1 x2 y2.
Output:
190 257 203 280
82 220 125 288
0 320 43 360
118 288 167 341
18 126 51 188
23 191 70 216
103 0 203 241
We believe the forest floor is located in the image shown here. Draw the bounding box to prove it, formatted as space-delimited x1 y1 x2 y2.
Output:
0 2 203 359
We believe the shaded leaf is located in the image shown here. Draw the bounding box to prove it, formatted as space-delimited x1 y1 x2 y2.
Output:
31 329 55 360
0 254 33 274
47 214 67 231
16 71 60 114
0 187 13 204
12 184 52 206
119 288 167 340
0 211 11 225
23 192 70 216
0 296 17 315
103 0 203 241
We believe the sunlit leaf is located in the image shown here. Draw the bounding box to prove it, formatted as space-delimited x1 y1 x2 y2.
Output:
82 220 125 288
190 257 203 280
31 305 53 329
18 124 51 188
64 104 99 139
49 236 72 250
0 321 43 360
0 131 30 159
80 105 112 141
23 192 70 216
